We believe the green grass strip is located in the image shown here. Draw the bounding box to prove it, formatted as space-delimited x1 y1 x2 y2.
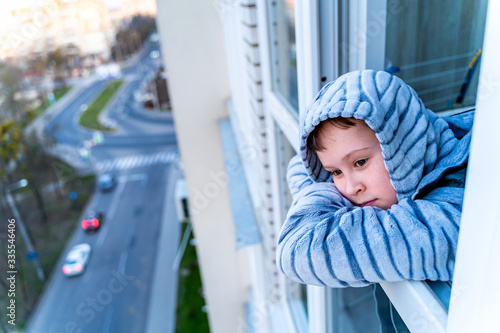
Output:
32 86 72 117
176 222 210 333
79 80 123 131
53 86 72 101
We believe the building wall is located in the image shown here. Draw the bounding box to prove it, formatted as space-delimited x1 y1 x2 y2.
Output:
0 0 113 60
155 1 249 332
111 0 157 20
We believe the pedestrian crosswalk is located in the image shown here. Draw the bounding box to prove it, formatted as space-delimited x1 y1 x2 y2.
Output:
96 151 178 173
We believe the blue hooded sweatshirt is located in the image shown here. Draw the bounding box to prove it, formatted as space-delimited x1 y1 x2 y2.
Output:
276 70 474 287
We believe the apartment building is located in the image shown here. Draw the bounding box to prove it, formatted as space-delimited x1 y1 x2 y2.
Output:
155 0 500 332
0 0 113 60
109 0 157 21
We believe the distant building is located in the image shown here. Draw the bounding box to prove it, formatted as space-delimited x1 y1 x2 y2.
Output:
0 0 114 61
108 0 156 22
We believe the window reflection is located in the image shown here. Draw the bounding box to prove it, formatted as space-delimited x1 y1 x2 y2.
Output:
268 0 299 113
385 0 488 111
328 285 410 333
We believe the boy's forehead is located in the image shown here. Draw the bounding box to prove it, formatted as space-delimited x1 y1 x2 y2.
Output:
318 118 374 140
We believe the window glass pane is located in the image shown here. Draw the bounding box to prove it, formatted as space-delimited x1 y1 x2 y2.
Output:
385 0 488 111
277 130 294 222
287 281 308 324
268 0 299 113
328 285 410 333
276 125 307 328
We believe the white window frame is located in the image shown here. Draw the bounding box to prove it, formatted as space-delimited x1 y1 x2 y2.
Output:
265 115 302 333
318 0 341 83
257 1 306 332
295 1 334 333
324 1 492 332
346 0 386 71
261 0 495 332
447 0 500 331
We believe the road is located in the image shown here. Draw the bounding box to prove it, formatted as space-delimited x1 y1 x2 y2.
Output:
25 43 181 333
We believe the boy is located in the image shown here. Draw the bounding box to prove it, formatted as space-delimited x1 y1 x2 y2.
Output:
277 70 473 287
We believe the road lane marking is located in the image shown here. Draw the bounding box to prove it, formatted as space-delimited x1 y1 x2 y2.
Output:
109 159 118 170
101 306 115 333
123 157 134 169
95 151 178 172
82 266 92 284
129 156 140 169
123 173 148 182
117 158 127 170
117 251 129 276
96 173 147 248
96 178 126 248
152 154 161 164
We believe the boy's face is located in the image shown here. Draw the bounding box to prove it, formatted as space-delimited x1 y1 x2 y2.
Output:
315 119 398 210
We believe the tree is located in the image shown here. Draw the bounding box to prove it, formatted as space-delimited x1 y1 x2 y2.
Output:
111 15 157 61
0 119 23 182
0 118 59 224
0 62 24 120
17 132 53 223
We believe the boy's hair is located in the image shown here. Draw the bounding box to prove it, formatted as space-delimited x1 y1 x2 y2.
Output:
307 117 358 152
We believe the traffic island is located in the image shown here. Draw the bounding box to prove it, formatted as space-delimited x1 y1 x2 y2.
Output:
79 79 124 131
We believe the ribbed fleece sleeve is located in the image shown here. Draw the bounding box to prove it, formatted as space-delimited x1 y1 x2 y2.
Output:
277 156 463 288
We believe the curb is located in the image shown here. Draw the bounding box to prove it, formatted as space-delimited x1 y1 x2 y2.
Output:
144 162 183 333
25 77 97 141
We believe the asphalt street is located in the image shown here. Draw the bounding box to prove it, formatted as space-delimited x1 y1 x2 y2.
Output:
25 43 181 333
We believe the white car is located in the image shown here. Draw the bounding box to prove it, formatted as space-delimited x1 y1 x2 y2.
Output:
62 243 91 277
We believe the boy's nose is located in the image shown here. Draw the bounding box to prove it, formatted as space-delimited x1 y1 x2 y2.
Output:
345 175 365 196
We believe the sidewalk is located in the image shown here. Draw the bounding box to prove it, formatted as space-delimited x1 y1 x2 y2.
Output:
98 50 173 128
145 162 183 333
23 76 98 173
25 46 151 141
25 76 97 141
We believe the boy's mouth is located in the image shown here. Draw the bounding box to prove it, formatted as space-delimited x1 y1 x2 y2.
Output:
359 199 377 207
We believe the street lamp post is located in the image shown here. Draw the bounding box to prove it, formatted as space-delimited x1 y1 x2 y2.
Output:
6 179 45 281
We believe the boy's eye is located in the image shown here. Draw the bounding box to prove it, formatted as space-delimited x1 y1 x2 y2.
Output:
355 159 367 167
331 170 342 177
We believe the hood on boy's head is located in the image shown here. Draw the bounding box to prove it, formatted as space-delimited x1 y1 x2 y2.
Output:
300 70 456 201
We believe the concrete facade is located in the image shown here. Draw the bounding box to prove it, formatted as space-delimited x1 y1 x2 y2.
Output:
155 1 249 332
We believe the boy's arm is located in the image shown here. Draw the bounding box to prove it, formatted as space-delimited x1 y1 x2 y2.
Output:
286 154 352 206
286 154 315 198
277 157 463 287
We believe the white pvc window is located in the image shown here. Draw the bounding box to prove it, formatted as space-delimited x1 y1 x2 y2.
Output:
447 0 500 331
262 0 496 331
276 125 308 332
317 1 479 332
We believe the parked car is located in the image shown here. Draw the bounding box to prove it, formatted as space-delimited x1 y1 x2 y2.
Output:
81 211 102 233
98 174 116 192
62 243 91 277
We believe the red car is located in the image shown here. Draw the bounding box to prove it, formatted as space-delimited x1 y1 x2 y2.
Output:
81 211 102 233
